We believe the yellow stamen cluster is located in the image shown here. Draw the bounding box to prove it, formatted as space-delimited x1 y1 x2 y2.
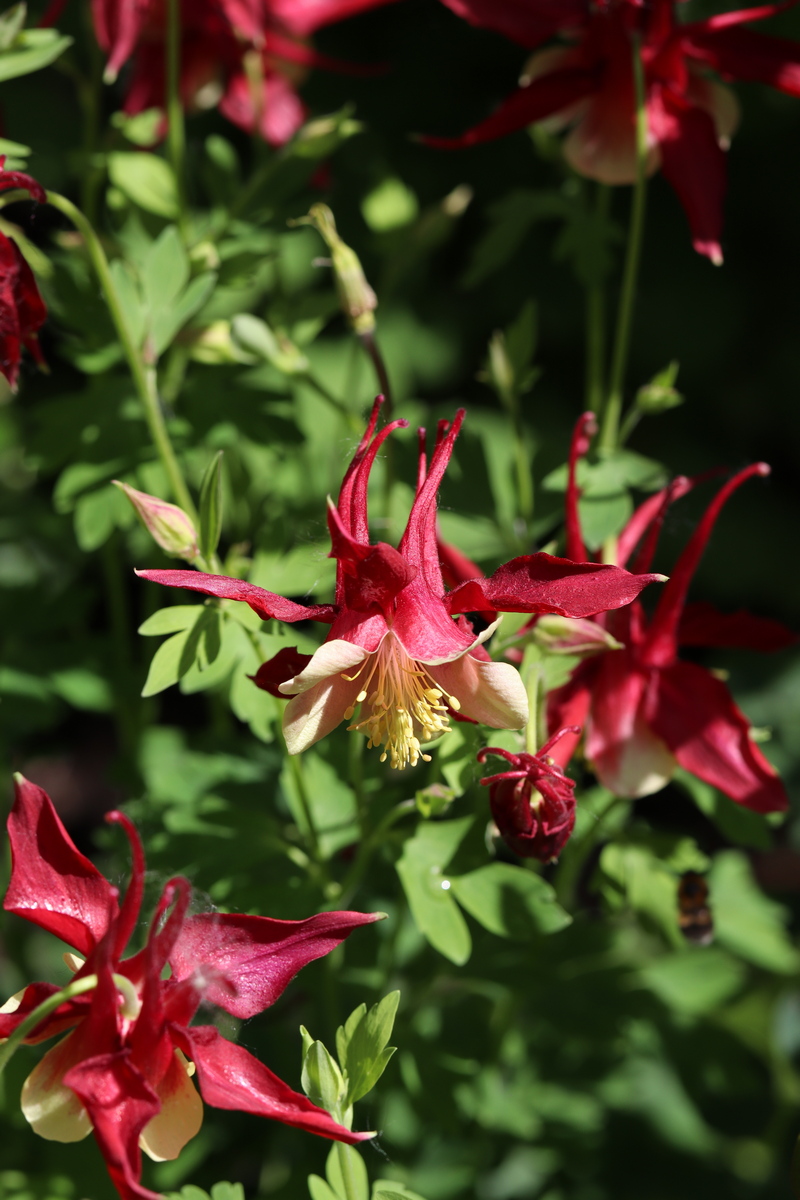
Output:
343 635 462 770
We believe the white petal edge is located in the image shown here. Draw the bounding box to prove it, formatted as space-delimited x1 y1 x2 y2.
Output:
278 638 368 696
140 1050 203 1162
430 654 528 729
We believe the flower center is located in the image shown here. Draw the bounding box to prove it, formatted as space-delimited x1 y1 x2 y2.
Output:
342 634 461 770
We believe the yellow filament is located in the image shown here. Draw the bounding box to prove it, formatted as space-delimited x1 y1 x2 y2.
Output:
343 635 461 770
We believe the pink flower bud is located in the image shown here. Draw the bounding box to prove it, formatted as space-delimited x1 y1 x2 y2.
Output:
531 614 623 656
114 482 198 560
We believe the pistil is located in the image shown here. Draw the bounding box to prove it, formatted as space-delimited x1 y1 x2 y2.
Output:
343 634 461 769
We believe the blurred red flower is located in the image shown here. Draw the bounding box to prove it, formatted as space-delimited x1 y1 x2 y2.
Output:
430 0 800 262
1 776 380 1200
0 159 47 389
545 413 795 810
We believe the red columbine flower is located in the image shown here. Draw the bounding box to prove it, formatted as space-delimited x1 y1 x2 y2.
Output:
91 0 395 146
138 398 661 769
478 728 580 860
1 777 379 1200
544 413 795 811
429 0 800 262
0 159 47 389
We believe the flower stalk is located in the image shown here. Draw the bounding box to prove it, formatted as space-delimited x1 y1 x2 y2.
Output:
165 0 188 237
599 34 648 453
0 975 98 1076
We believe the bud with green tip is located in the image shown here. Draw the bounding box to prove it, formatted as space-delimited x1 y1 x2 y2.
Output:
113 481 199 560
299 203 377 335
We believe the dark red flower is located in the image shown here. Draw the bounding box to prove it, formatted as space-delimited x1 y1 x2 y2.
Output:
545 413 795 811
1 777 380 1200
429 0 800 262
0 159 48 390
138 398 661 769
93 0 396 145
478 728 580 860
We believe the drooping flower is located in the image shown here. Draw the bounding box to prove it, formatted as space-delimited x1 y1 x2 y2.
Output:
91 0 396 146
429 0 800 262
478 727 580 860
1 776 380 1200
0 159 47 389
545 413 795 810
137 398 662 769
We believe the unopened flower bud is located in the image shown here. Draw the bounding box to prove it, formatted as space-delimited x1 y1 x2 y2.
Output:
531 615 623 657
477 729 579 862
300 203 377 335
635 361 684 415
114 482 199 560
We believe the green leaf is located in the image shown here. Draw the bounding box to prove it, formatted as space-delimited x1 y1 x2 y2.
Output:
710 850 800 973
372 1183 428 1200
138 606 203 636
361 177 419 232
338 992 400 1106
109 258 147 348
301 1038 345 1113
396 818 473 964
676 769 773 850
639 948 746 1015
152 271 217 356
210 1186 245 1200
141 225 188 313
326 1145 369 1200
0 4 26 51
140 608 208 697
309 1176 340 1200
49 669 112 713
107 152 179 218
199 451 224 561
0 27 72 82
450 863 572 939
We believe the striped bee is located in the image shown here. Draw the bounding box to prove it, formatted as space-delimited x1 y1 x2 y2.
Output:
677 871 714 946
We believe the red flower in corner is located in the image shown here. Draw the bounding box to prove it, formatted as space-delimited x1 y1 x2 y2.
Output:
0 159 47 389
545 413 795 811
138 398 662 769
430 0 800 262
478 727 580 861
1 777 380 1200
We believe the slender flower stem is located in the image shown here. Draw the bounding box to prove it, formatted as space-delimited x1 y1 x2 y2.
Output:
165 0 188 236
521 646 545 755
335 1142 364 1200
45 191 197 522
585 185 610 413
599 35 648 453
0 976 98 1075
335 800 417 907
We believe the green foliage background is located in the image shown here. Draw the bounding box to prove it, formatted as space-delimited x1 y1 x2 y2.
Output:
0 3 799 1200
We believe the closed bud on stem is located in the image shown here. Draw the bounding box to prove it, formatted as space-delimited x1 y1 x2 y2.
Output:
114 482 199 560
301 203 377 335
531 614 624 657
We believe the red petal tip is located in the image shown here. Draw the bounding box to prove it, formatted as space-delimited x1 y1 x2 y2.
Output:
755 462 771 477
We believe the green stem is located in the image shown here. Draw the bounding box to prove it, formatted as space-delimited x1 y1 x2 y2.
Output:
45 191 197 522
335 1141 364 1200
0 976 98 1076
521 647 545 755
301 372 361 432
554 791 626 907
599 35 648 453
336 800 417 908
585 185 610 413
165 0 188 236
286 750 321 862
359 330 393 416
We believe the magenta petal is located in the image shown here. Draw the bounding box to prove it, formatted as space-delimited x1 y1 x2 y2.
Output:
546 663 596 767
64 1051 162 1200
270 0 400 36
678 601 798 652
649 91 727 264
4 777 118 957
0 981 86 1044
135 570 337 624
646 660 789 813
328 502 417 611
446 553 662 619
169 911 381 1019
177 1025 371 1143
423 67 597 149
685 25 800 97
439 0 587 47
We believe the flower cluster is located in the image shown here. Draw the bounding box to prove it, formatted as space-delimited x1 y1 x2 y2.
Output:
139 397 662 769
1 776 380 1200
430 0 800 261
86 0 395 145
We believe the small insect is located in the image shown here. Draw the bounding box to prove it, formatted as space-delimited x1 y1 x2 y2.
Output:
677 871 714 945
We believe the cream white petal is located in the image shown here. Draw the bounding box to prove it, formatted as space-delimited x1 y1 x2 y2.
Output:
140 1050 203 1163
278 639 368 696
430 655 528 730
20 1032 92 1143
283 670 363 755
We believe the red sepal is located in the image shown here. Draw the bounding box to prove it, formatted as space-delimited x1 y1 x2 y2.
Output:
251 647 314 697
134 569 337 624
